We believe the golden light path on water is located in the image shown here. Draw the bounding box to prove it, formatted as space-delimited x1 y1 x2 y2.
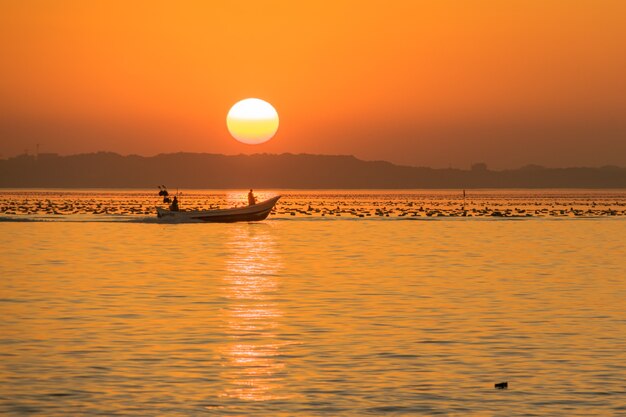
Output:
220 225 289 402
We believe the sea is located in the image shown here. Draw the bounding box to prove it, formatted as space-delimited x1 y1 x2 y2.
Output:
1 190 625 416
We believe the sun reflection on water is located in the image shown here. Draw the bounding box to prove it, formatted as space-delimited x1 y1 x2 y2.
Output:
219 224 288 402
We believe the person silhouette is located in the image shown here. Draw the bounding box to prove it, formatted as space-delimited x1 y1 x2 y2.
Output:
170 195 179 211
248 189 257 206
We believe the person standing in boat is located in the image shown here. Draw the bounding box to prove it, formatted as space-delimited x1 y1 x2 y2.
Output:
248 189 257 206
170 195 179 211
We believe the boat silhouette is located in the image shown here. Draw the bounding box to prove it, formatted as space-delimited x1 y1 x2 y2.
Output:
156 196 280 223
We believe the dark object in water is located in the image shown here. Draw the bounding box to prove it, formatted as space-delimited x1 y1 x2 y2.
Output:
157 195 281 223
494 382 508 389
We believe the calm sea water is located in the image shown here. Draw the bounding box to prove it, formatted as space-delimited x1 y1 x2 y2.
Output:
1 191 625 416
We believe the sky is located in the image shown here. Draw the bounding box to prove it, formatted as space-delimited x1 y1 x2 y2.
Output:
1 0 625 168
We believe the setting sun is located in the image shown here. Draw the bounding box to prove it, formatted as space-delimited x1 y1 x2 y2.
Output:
226 98 279 145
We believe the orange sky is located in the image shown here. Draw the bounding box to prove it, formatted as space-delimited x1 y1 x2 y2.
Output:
1 1 625 168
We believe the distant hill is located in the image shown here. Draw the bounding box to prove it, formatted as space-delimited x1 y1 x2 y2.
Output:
1 152 625 188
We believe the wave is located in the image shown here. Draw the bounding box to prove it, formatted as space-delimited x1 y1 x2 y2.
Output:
0 215 619 224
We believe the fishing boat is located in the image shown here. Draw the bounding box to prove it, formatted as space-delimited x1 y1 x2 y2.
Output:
156 195 280 223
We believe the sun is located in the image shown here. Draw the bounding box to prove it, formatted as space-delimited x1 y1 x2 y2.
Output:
226 98 279 145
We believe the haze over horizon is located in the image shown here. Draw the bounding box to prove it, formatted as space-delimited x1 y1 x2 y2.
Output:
1 1 625 169
4 150 626 171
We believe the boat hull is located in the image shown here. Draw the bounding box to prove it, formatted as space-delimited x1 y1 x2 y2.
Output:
156 196 280 223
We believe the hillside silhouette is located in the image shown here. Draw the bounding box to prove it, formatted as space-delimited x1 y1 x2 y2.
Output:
1 152 625 188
